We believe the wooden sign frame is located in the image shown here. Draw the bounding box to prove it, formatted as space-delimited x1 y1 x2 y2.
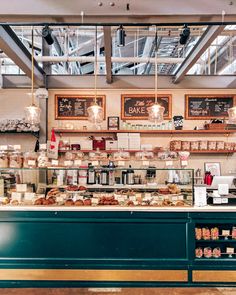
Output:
55 95 106 120
185 94 236 120
121 94 172 120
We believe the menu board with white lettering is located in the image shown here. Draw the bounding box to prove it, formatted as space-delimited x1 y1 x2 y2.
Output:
121 94 172 120
55 95 106 120
185 95 236 119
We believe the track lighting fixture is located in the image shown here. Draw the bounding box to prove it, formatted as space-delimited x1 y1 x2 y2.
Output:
42 25 54 45
179 24 190 45
116 25 126 47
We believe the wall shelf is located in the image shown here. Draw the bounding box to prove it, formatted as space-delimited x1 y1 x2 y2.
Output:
54 129 236 135
0 130 40 138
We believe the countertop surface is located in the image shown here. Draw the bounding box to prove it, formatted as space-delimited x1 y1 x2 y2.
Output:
0 205 236 212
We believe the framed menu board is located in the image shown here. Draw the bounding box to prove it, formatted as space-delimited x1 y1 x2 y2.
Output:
121 94 172 120
55 95 106 120
185 95 236 120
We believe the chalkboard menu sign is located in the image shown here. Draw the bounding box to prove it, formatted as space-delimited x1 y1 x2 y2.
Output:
55 95 106 120
121 94 172 120
185 95 236 119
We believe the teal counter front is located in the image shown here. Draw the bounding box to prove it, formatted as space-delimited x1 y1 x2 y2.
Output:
0 206 236 287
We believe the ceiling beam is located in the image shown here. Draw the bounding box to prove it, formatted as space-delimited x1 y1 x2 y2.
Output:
0 25 45 86
173 25 225 84
103 26 112 84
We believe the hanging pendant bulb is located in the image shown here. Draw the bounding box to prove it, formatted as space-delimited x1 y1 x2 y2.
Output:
24 27 41 125
228 106 236 123
25 104 41 125
87 103 103 125
148 27 164 124
87 26 104 127
147 103 164 123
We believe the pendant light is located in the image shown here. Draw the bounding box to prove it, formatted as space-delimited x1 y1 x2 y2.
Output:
24 27 41 125
228 106 236 123
87 26 103 126
147 27 164 124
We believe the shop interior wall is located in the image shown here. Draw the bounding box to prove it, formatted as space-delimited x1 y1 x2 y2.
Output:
0 88 235 176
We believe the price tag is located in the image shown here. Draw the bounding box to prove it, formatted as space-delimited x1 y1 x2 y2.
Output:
135 193 142 200
144 193 152 200
51 160 59 166
92 161 99 166
114 194 121 200
40 143 47 150
28 160 36 166
56 196 64 203
129 196 136 201
181 160 188 166
13 145 21 150
222 230 230 236
142 160 150 166
194 186 207 207
166 160 173 167
92 198 99 205
222 198 228 204
0 145 8 151
172 196 178 201
24 192 35 200
117 196 125 202
11 192 23 201
16 184 27 192
218 184 229 195
64 160 73 167
226 247 234 254
74 160 82 166
118 161 125 166
213 197 222 204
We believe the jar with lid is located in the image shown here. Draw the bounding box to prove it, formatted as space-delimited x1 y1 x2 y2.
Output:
37 147 49 168
0 151 9 168
23 151 37 168
9 150 23 168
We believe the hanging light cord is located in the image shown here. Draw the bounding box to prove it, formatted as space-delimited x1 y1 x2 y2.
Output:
154 27 158 104
31 27 35 105
94 26 97 105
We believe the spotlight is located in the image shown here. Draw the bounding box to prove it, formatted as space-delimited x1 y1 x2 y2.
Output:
42 25 54 45
116 25 126 47
179 24 190 45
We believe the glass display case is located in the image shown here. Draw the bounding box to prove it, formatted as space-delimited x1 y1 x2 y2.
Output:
0 167 194 208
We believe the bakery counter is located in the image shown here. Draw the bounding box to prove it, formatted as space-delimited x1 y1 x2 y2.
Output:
0 205 236 212
1 206 236 287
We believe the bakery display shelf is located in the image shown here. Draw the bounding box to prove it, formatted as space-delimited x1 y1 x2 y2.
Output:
58 149 155 153
0 130 40 138
196 239 236 243
54 129 236 135
44 184 193 190
0 167 194 171
189 150 236 154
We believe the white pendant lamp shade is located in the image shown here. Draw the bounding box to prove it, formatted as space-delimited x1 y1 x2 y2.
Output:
24 27 41 125
87 103 103 124
147 103 165 123
148 27 164 124
228 106 236 123
87 26 104 126
24 104 41 125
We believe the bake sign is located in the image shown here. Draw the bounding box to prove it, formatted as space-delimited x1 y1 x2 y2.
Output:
121 94 171 120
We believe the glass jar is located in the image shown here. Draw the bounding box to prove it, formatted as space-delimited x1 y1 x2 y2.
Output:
211 227 219 240
195 228 202 240
37 149 49 168
0 151 9 168
202 227 211 240
203 247 212 258
195 247 203 258
9 150 23 168
23 151 37 168
213 247 221 258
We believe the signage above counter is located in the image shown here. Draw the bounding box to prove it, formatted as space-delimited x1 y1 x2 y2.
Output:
185 95 236 119
55 95 106 120
121 94 172 120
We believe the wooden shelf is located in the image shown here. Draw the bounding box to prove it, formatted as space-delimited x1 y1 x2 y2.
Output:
0 130 40 138
187 150 236 154
54 129 236 135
